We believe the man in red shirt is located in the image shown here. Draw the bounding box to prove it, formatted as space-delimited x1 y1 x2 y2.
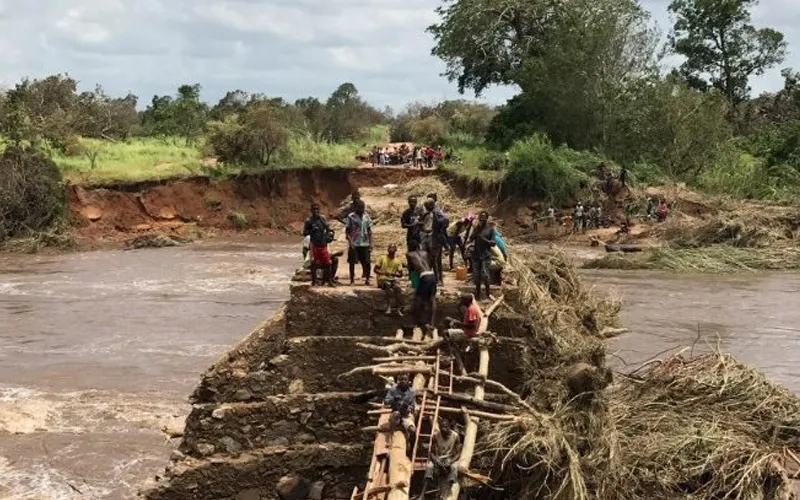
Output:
444 294 483 342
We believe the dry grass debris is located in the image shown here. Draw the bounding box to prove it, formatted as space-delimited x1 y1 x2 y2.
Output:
480 245 800 500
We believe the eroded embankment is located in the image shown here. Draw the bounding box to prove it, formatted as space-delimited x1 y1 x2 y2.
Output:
67 168 426 247
141 276 562 500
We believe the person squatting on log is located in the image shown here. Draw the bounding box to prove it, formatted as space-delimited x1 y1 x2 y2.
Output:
346 199 373 285
374 243 405 316
444 294 483 343
383 373 417 435
468 211 496 301
406 240 437 330
303 203 336 287
417 418 462 500
401 195 425 250
421 197 449 285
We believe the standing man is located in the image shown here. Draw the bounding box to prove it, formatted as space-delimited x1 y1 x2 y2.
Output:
335 192 363 224
374 243 405 316
383 373 417 436
406 240 437 330
345 200 373 285
424 198 449 285
401 196 425 251
303 203 334 287
468 211 496 301
620 167 628 187
417 418 461 500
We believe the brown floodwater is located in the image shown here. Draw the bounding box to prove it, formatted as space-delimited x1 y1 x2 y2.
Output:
585 270 800 390
1 243 799 499
0 239 297 499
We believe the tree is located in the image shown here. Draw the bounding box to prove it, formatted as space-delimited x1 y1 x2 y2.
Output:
474 0 658 152
173 84 207 145
428 0 562 95
206 103 289 168
141 84 207 143
73 86 138 140
210 90 249 121
324 83 384 142
668 0 787 106
294 97 328 140
241 103 289 166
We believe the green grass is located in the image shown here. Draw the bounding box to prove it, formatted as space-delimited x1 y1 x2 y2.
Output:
49 134 366 185
54 137 203 184
283 135 361 169
439 146 507 187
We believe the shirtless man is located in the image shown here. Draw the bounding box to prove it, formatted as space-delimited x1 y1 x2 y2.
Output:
406 240 436 330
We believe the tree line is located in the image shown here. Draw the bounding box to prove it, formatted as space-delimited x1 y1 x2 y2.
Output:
0 77 392 165
427 0 800 190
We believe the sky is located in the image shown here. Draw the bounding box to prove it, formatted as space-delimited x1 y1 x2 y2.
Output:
0 0 798 110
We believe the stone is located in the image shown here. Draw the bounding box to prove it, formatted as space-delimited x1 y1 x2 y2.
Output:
219 436 242 454
81 205 103 222
162 418 185 438
288 379 304 394
195 442 216 456
270 437 290 447
309 481 326 500
269 354 291 367
234 389 253 401
236 489 263 500
211 408 227 419
169 450 185 462
299 412 313 425
295 433 316 444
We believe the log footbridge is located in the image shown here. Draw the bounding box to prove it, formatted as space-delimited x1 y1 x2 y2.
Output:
346 296 520 500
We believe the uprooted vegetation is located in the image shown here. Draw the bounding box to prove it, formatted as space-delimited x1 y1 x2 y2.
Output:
477 250 800 499
586 195 800 272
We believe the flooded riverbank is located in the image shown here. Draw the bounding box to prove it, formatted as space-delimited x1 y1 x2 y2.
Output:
1 242 798 499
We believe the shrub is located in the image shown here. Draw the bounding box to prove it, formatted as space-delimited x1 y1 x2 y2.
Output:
227 211 249 229
504 135 593 205
479 152 507 171
0 146 66 242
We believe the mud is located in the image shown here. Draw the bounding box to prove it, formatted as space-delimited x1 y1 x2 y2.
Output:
67 168 425 248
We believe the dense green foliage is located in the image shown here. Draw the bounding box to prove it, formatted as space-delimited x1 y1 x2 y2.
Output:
668 0 786 105
0 146 65 242
428 0 800 201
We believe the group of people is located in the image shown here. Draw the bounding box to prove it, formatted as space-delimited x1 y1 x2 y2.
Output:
369 144 452 171
302 190 506 330
646 197 670 222
572 202 605 233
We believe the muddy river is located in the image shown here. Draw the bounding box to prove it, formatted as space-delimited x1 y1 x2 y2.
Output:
1 242 798 499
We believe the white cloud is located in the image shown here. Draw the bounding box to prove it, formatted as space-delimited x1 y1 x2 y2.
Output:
0 0 794 109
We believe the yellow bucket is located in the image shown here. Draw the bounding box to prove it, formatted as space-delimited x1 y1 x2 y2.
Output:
455 265 468 281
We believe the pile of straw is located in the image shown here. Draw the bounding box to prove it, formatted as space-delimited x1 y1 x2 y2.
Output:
481 248 800 500
662 206 799 249
606 351 800 499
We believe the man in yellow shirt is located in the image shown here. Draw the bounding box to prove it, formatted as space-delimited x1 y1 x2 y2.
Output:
374 243 405 316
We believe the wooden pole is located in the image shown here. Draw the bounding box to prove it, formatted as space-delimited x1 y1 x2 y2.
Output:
443 297 501 500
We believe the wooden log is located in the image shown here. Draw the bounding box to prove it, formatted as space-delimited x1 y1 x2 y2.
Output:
340 364 432 379
364 407 516 422
372 356 441 363
387 430 411 500
433 391 517 413
445 346 489 500
452 375 534 413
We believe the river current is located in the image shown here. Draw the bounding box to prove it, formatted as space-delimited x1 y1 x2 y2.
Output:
1 241 798 499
